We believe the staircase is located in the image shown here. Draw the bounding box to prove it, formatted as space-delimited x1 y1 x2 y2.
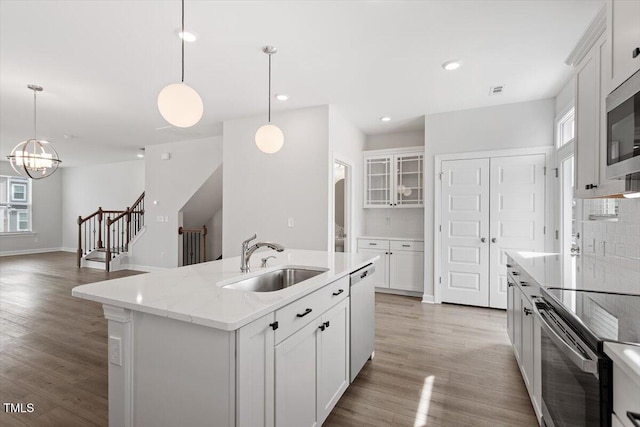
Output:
77 192 145 272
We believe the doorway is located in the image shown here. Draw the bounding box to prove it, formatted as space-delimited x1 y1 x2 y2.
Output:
559 152 577 291
332 158 352 253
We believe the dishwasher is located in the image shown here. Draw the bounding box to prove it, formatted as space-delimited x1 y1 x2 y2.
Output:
349 263 375 383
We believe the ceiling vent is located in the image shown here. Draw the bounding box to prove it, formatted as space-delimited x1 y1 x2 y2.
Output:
489 85 505 96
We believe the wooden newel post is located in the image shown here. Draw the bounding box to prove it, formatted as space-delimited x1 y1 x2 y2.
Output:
202 225 208 262
125 207 131 251
97 207 103 248
77 216 83 268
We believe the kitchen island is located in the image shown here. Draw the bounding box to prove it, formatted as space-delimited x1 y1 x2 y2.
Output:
72 249 378 427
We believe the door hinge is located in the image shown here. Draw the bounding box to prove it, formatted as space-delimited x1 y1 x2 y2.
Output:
543 167 547 176
439 225 442 232
439 277 441 284
543 226 546 234
555 230 559 240
553 168 558 178
439 172 443 180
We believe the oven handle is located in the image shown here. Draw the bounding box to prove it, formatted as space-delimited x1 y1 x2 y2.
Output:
535 306 599 377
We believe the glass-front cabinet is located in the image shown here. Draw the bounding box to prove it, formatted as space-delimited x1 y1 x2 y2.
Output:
363 149 424 208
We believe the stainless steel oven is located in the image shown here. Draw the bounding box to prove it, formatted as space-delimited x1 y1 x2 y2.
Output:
606 69 640 179
535 299 612 427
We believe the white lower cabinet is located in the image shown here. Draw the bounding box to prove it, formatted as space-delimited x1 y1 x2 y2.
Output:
507 260 542 424
275 298 350 427
357 238 423 293
275 320 319 427
238 278 351 427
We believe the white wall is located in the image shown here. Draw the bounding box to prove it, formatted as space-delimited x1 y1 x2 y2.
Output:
363 131 425 239
223 106 330 257
424 98 555 299
210 208 223 261
61 160 144 250
365 130 424 151
131 136 223 268
0 161 63 255
555 76 576 116
328 106 366 252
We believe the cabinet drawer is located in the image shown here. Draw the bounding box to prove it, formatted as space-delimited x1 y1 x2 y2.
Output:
390 240 423 252
358 239 389 250
275 277 349 344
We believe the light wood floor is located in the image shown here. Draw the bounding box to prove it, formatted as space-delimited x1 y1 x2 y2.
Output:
0 252 537 426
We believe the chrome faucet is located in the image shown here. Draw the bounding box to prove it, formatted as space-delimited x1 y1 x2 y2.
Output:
240 233 285 272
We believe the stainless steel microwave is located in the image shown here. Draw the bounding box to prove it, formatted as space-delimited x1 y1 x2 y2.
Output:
606 69 640 179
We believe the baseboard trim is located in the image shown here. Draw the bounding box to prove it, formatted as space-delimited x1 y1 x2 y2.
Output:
375 287 423 298
421 294 435 304
0 247 64 257
60 247 77 253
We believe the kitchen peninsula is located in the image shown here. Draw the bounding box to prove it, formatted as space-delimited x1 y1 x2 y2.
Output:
72 249 378 427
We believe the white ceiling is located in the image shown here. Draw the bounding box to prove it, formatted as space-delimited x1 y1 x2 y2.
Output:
0 0 603 167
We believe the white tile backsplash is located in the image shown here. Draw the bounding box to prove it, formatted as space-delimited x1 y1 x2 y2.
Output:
363 208 424 238
579 198 640 294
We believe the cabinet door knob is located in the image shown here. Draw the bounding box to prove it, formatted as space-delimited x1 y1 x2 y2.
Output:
319 324 326 331
480 237 486 243
585 184 598 190
491 238 497 243
633 47 640 59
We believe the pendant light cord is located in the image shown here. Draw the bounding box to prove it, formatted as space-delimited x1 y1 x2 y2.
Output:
268 53 272 123
33 89 37 139
181 0 185 83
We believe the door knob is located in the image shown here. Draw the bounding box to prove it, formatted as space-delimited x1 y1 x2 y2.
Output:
480 237 486 243
491 238 497 243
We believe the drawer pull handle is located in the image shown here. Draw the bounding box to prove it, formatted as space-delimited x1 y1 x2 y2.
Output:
361 270 368 279
628 411 640 427
520 281 528 286
324 321 330 328
402 244 410 247
507 282 514 287
333 289 344 296
297 308 312 318
512 272 519 276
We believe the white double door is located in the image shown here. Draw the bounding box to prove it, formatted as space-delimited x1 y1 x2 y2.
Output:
440 154 546 309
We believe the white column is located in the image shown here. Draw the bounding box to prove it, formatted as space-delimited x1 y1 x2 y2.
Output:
103 305 134 427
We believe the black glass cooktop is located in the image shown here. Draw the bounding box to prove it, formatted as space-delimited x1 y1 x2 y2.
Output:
541 287 640 351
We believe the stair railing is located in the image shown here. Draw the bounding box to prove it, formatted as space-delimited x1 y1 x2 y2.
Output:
77 192 145 271
179 225 207 266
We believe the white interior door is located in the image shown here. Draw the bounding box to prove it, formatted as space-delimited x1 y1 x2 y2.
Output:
440 159 490 307
489 154 546 309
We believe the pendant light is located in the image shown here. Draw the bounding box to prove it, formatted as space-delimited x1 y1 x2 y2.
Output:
157 0 203 128
255 46 284 154
7 85 61 179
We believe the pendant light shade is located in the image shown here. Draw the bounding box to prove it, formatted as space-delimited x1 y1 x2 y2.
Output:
255 46 284 154
157 82 203 128
157 0 203 128
255 124 284 154
7 85 61 179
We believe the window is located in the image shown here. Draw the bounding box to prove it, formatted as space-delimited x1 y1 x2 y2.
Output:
0 176 32 233
556 107 575 148
11 183 27 202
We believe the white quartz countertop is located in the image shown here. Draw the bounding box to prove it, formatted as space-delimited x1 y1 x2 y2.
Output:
357 236 423 242
72 250 377 331
605 342 640 387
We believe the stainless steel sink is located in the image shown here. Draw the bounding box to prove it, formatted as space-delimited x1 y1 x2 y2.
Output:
224 267 328 292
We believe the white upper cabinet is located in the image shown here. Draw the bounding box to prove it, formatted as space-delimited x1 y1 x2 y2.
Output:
607 0 640 91
364 148 424 208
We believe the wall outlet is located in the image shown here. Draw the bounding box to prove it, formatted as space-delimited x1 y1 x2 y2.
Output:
288 218 294 228
156 216 164 222
108 336 122 366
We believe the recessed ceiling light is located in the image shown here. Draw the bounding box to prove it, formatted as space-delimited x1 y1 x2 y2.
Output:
380 116 391 122
137 148 145 158
178 31 197 42
275 94 289 101
442 60 462 71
